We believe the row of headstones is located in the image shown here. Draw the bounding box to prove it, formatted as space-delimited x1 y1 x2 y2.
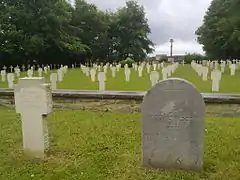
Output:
1 64 75 72
193 59 240 91
80 62 166 74
192 61 224 92
196 60 240 73
1 65 68 89
14 77 205 172
1 61 163 73
80 63 179 91
1 61 167 84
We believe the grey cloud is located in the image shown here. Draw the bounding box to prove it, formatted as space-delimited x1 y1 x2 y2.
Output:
86 0 212 51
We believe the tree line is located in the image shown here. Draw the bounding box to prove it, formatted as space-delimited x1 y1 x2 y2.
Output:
0 0 154 66
196 0 240 60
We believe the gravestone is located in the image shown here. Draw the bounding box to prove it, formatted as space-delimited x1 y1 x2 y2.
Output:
141 78 205 172
63 66 68 74
57 69 63 82
138 66 143 77
7 73 14 88
146 64 151 74
50 73 57 90
90 68 96 82
150 71 159 87
10 65 13 72
125 68 131 82
111 66 117 78
103 66 108 73
230 64 236 76
211 70 221 92
27 69 33 77
15 68 21 77
38 68 43 77
202 67 208 81
162 68 167 80
14 77 52 158
1 70 6 82
44 66 48 74
85 67 90 77
98 72 106 92
153 63 157 71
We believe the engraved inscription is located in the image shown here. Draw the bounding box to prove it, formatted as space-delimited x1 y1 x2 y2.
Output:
20 88 44 112
150 113 193 129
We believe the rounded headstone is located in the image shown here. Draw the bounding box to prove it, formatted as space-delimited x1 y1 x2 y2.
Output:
141 78 205 172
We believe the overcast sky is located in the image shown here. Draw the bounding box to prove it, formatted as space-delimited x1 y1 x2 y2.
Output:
83 0 212 55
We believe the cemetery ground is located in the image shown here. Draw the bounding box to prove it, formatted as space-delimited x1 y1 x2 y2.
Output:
1 106 240 179
0 64 240 93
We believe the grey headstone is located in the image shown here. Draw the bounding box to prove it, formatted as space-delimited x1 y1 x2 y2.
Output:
141 78 205 172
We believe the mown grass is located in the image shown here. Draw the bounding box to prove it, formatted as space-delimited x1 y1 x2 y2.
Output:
0 64 240 93
1 106 240 180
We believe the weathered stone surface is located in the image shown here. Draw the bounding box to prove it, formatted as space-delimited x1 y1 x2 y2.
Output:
14 77 52 158
141 78 205 172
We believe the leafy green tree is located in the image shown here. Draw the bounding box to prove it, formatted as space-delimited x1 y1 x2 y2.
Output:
71 0 110 61
0 0 89 66
184 53 207 64
196 0 240 59
0 0 154 66
109 0 154 61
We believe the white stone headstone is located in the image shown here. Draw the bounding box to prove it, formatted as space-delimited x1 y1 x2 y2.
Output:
15 68 21 77
146 64 151 74
44 67 48 74
10 65 13 72
230 64 236 76
50 73 57 90
153 64 157 71
85 67 90 77
14 77 52 158
103 66 108 73
90 68 96 82
162 68 167 80
220 63 225 73
138 66 143 77
116 64 121 72
150 71 159 87
125 68 131 82
1 70 6 82
57 69 63 82
98 72 106 92
111 66 117 78
7 73 14 88
38 68 43 77
202 67 208 81
63 66 68 74
211 70 221 92
27 69 33 77
134 64 138 71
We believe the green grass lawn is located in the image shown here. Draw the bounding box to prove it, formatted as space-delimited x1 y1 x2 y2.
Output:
1 106 240 180
0 64 240 93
